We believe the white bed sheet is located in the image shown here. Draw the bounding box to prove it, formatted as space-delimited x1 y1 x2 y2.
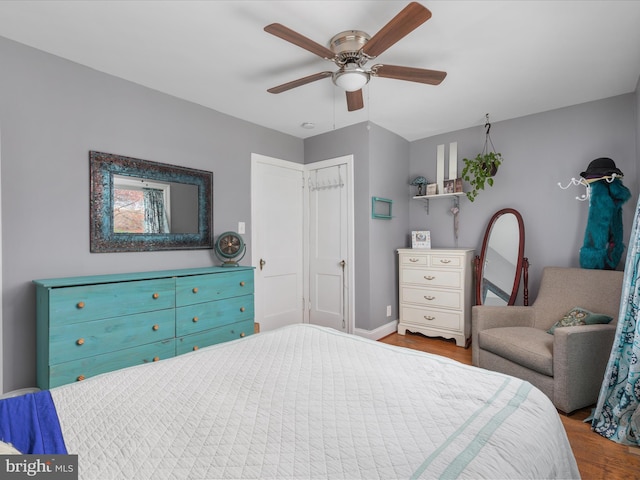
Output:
51 324 580 479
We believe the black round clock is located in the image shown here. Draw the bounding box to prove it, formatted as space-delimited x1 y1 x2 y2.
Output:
214 231 246 267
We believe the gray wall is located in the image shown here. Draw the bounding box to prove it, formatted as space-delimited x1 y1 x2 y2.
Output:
410 94 638 302
368 124 409 330
0 36 303 392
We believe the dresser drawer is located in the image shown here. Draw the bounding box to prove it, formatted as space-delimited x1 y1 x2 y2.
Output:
401 268 461 288
176 318 254 355
400 254 429 266
176 270 254 306
176 295 254 336
400 306 461 331
430 254 463 268
401 287 461 309
49 278 175 326
49 339 175 388
49 309 174 364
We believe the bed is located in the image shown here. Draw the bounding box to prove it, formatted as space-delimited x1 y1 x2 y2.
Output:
1 324 580 479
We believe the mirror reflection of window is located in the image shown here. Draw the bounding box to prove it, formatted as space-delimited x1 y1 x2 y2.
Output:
113 175 171 234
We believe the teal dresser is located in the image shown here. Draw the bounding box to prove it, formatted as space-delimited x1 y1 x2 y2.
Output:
34 266 254 389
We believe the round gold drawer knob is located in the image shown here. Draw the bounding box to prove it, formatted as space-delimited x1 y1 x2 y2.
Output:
77 375 85 381
152 293 159 299
76 338 84 346
192 287 198 294
192 316 199 323
153 356 160 362
239 281 245 287
240 307 245 312
152 324 159 331
76 301 85 309
240 332 246 338
193 346 199 351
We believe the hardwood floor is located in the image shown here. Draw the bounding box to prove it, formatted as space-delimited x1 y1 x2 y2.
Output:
379 331 640 480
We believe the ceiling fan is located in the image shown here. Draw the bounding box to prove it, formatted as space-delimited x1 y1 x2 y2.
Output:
264 2 446 112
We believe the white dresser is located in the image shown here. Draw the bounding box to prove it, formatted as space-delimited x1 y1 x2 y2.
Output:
397 248 474 347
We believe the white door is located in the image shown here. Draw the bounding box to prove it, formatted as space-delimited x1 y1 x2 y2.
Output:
251 154 305 331
307 156 353 332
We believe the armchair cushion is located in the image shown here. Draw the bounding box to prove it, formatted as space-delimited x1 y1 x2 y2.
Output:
478 327 554 376
546 306 613 334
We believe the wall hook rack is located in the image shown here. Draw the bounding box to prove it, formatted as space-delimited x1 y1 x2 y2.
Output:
558 177 590 201
558 173 621 201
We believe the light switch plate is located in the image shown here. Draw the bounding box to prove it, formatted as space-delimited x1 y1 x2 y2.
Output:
238 222 245 234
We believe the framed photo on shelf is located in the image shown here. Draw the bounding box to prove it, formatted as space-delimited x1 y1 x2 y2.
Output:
454 177 464 193
411 230 431 249
426 183 438 196
443 179 455 194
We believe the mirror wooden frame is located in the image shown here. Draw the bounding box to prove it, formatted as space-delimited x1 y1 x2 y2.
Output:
475 208 529 306
89 151 213 252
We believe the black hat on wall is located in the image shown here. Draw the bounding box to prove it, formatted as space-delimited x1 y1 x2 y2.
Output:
580 157 624 179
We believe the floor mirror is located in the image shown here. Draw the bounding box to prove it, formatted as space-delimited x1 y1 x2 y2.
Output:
475 208 529 306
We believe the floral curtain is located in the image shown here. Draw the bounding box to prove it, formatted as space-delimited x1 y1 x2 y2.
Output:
592 195 640 445
143 188 169 234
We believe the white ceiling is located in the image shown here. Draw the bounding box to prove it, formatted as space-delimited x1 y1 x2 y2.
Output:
0 1 639 141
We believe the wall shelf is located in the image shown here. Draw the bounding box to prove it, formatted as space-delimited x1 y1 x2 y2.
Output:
412 192 466 200
413 192 464 214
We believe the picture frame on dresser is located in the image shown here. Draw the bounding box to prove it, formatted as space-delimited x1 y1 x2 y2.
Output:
396 248 474 347
411 231 431 249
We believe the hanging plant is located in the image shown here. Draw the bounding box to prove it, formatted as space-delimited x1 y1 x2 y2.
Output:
461 114 503 202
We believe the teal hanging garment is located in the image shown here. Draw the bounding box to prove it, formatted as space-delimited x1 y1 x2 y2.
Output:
579 158 631 270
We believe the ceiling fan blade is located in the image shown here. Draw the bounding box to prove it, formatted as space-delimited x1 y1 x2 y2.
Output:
361 2 432 58
265 23 335 60
372 64 446 85
267 71 333 94
346 90 364 112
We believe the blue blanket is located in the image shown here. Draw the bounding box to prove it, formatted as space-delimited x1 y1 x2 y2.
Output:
0 390 67 454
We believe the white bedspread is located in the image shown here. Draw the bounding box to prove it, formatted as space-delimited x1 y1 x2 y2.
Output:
51 324 580 479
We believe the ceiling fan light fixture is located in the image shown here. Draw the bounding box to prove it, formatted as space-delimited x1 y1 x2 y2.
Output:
332 65 369 92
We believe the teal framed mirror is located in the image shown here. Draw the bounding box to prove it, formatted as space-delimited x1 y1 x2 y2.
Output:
90 151 213 252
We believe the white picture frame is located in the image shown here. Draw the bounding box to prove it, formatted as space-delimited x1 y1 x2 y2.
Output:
412 231 431 249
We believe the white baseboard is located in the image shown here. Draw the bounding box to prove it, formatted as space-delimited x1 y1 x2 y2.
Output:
353 319 398 341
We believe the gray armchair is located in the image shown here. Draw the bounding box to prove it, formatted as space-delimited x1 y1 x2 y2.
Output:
472 267 623 414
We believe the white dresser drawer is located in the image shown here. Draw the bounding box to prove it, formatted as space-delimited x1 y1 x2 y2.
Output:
401 254 429 266
400 305 462 331
401 268 461 289
401 286 461 309
430 254 463 268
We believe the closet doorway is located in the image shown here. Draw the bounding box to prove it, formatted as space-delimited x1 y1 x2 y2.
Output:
251 153 354 333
